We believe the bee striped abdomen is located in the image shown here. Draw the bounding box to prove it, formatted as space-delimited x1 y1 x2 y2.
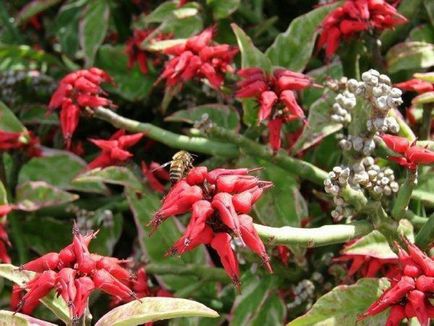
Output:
169 151 194 184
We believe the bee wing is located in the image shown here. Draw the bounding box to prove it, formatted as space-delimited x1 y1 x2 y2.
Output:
150 161 172 172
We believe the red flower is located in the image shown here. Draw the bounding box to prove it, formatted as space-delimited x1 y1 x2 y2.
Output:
236 67 311 151
149 166 273 287
125 29 172 74
0 130 41 157
318 0 407 59
0 204 15 263
15 224 136 320
141 161 170 193
48 68 115 148
382 134 434 170
87 130 143 170
395 79 434 94
359 239 434 326
157 28 238 90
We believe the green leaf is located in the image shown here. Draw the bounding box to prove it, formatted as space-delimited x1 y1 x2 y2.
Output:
79 0 110 67
386 41 434 73
0 310 57 326
407 24 434 43
231 274 285 326
16 0 62 26
18 153 108 194
424 0 434 26
414 72 434 83
0 180 7 205
165 104 240 130
15 181 79 211
287 278 390 326
207 0 240 20
96 45 155 101
412 91 434 105
231 23 272 72
265 2 339 71
0 101 27 133
343 231 397 259
95 297 219 326
0 264 70 323
88 212 123 256
74 166 143 193
0 45 62 71
412 189 434 207
160 15 203 39
291 90 342 155
125 188 212 293
143 2 178 23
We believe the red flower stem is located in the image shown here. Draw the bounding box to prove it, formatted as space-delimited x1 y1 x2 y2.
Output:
391 169 418 220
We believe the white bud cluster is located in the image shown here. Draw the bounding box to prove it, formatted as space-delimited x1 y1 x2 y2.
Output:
351 157 399 196
324 166 354 221
339 135 376 155
330 90 356 125
286 279 315 309
347 69 402 135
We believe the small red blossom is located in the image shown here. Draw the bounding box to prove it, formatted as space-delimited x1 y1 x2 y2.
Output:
382 134 434 170
157 28 238 90
318 0 407 59
48 68 115 148
141 161 170 193
359 239 434 326
236 67 312 151
87 130 143 170
395 78 434 94
149 166 273 287
0 130 41 157
16 224 136 320
125 29 172 74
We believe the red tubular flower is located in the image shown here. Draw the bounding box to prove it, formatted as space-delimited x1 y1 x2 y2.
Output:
149 165 273 286
382 134 434 170
87 130 143 170
157 28 238 89
141 161 170 193
48 68 114 148
125 29 172 74
395 79 434 94
236 67 311 150
16 224 136 320
360 240 434 326
318 0 407 59
0 130 41 157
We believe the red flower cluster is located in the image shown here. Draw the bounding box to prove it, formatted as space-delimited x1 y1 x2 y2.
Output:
13 225 137 320
126 29 171 74
48 68 115 148
157 28 238 89
382 134 434 170
0 130 41 157
395 78 434 94
141 161 170 193
87 130 143 170
236 67 312 151
149 167 273 287
359 239 434 326
334 253 399 279
318 0 407 59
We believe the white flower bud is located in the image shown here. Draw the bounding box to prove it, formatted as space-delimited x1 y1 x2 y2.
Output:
347 79 359 92
379 74 391 85
390 181 399 192
375 96 388 111
390 88 402 98
352 137 364 151
361 71 371 82
381 177 389 185
372 86 383 97
373 185 382 193
383 186 392 196
333 166 343 174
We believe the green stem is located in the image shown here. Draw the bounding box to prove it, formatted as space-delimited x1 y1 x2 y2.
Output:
145 263 230 283
391 169 418 220
207 124 328 185
389 110 416 141
405 211 429 228
365 202 399 244
415 214 434 249
419 103 433 140
340 184 368 211
93 107 238 157
341 40 360 79
254 221 373 247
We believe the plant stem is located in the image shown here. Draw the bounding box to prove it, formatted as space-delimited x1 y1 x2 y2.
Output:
419 103 433 140
364 201 399 244
207 124 328 185
145 263 230 283
93 107 238 157
391 169 418 220
341 184 368 211
415 214 434 249
254 221 373 247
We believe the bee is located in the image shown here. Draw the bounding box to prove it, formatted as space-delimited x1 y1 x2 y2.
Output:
156 151 195 184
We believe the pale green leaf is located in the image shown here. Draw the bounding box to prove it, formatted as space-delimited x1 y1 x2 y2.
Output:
207 0 240 20
16 0 62 26
0 310 57 326
343 231 397 259
386 41 434 73
0 101 27 133
95 297 219 326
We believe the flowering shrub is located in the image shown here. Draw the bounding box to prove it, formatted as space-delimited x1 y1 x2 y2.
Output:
0 1 433 325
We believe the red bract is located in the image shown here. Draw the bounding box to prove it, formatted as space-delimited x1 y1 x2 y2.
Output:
236 67 311 151
0 204 14 263
318 0 407 59
382 134 434 170
0 130 41 157
16 224 136 320
149 166 273 287
125 29 171 74
359 239 434 326
157 28 238 90
87 130 144 170
48 68 114 148
395 78 434 94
